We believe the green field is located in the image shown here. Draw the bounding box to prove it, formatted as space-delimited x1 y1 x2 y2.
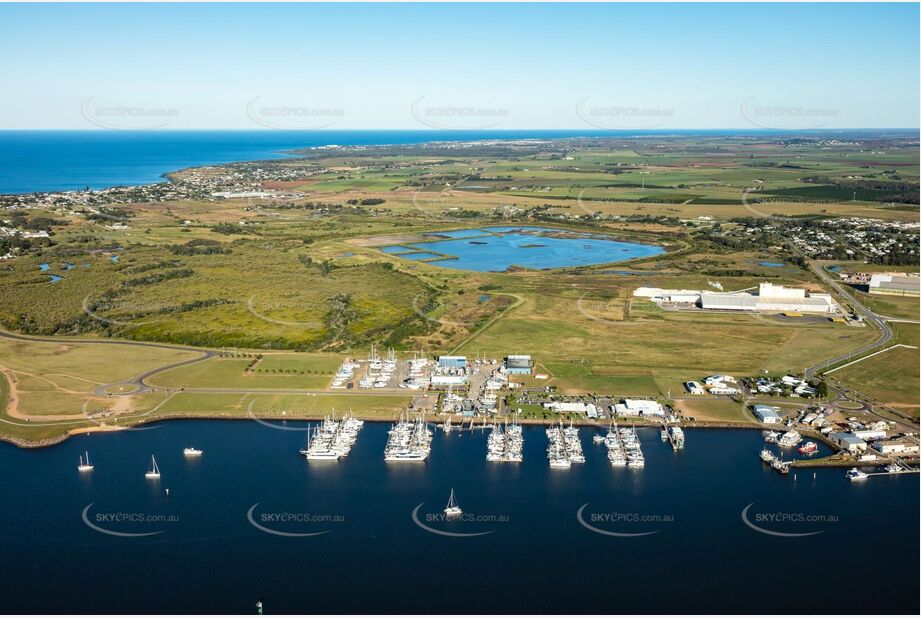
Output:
1 135 917 443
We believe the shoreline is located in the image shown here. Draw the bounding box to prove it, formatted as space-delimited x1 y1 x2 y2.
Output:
5 414 912 470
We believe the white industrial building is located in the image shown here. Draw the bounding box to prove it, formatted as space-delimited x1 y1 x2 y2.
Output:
638 283 838 314
700 284 839 314
613 399 665 417
752 404 782 424
830 432 868 453
545 401 587 414
869 273 920 297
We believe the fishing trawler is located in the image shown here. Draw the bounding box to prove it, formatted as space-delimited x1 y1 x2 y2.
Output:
145 455 161 479
77 451 94 472
760 449 776 463
443 489 463 518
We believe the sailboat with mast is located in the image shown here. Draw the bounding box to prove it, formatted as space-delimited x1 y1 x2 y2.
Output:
77 451 94 473
145 455 161 480
443 488 463 518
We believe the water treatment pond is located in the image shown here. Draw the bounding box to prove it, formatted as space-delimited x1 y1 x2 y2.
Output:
384 226 664 272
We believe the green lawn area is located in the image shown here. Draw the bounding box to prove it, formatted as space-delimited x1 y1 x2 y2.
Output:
148 354 341 390
856 291 919 321
832 346 919 415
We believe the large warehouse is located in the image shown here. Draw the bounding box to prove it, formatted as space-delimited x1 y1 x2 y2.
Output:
869 273 920 297
699 283 839 314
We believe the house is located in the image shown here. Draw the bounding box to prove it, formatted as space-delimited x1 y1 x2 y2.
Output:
684 380 705 395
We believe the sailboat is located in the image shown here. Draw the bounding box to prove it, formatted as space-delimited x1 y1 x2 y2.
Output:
77 451 94 472
145 455 161 480
443 488 463 517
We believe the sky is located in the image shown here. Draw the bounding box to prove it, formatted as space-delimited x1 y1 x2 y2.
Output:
0 2 918 130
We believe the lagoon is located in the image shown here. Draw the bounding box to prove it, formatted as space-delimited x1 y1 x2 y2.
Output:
385 226 663 272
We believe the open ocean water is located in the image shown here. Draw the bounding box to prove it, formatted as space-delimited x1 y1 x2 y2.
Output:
2 129 915 195
0 129 615 194
1 421 917 614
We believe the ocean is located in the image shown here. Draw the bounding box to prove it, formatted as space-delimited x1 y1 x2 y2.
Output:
2 129 913 195
1 421 917 614
0 129 619 194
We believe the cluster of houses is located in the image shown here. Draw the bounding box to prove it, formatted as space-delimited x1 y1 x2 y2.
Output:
684 375 740 396
752 403 920 459
750 375 818 397
788 217 919 262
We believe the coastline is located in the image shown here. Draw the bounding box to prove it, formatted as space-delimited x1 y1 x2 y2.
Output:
5 414 915 470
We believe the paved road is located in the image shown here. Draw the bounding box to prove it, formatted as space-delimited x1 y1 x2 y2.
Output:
800 258 893 379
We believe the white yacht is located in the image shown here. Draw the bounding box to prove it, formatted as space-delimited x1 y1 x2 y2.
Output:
777 430 802 448
443 489 463 517
183 447 203 456
145 455 161 480
846 468 868 481
77 451 94 472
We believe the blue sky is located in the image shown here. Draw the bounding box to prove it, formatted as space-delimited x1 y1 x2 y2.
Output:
1 3 918 129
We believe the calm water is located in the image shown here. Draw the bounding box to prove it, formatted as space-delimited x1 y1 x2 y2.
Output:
1 421 916 614
386 226 663 272
0 130 632 195
4 129 906 196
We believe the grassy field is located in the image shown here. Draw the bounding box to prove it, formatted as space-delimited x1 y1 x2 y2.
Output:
830 322 920 418
1 135 917 443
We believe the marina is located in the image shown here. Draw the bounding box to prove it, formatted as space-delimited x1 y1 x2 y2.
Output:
300 413 364 461
602 424 646 468
384 413 432 461
546 420 584 468
486 420 523 463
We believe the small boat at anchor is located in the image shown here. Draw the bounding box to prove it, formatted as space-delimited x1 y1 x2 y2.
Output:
78 451 94 472
145 455 161 480
444 488 463 518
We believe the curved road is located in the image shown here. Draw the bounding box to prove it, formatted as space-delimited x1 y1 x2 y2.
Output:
0 329 216 395
802 259 892 379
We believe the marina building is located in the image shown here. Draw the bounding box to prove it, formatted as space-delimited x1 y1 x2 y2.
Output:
830 432 868 453
504 354 533 375
613 399 665 417
752 404 782 424
437 355 468 369
868 273 920 297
